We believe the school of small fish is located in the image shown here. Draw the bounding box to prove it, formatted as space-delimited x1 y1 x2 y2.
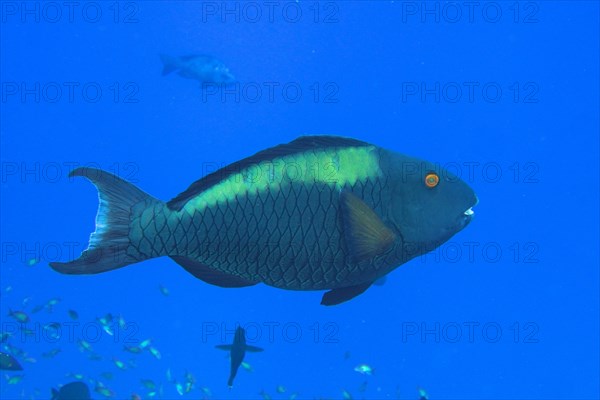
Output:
1 279 431 399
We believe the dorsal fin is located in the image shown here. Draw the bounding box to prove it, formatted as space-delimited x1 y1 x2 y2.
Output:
180 54 203 61
166 135 370 210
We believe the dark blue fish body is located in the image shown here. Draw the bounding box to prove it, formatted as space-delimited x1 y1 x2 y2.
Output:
51 382 91 400
215 327 264 387
0 352 22 371
50 136 477 305
160 54 236 84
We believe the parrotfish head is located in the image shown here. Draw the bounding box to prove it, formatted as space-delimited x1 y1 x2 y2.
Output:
381 150 478 256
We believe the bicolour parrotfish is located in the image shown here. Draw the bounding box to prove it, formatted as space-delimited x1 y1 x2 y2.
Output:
215 327 264 388
49 136 477 305
160 54 236 85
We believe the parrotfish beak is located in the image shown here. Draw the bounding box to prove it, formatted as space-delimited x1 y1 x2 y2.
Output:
462 195 478 226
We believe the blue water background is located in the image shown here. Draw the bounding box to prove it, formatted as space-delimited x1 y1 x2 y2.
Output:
1 1 598 399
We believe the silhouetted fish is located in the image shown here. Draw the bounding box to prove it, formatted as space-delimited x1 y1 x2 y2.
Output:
50 136 477 305
216 327 263 387
160 54 236 84
0 352 22 371
51 382 91 400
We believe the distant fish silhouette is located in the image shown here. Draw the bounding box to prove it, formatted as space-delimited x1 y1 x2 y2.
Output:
51 382 91 400
160 54 236 85
0 352 22 371
215 327 263 387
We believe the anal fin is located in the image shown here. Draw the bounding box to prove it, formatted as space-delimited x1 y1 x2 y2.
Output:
321 282 372 306
170 256 258 288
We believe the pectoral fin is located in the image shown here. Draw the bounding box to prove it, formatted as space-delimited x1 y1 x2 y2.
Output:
245 345 264 353
215 345 233 351
340 192 396 263
321 282 372 306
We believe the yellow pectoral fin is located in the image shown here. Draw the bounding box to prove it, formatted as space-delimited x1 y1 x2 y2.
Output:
340 191 396 263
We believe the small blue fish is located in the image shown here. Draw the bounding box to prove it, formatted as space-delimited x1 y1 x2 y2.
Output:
160 54 236 85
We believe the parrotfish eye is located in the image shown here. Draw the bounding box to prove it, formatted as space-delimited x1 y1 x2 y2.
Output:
424 172 439 188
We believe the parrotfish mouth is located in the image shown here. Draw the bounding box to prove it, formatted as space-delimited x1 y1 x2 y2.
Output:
462 207 475 226
462 196 479 225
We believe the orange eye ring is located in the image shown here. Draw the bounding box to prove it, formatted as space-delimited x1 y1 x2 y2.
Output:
425 172 439 188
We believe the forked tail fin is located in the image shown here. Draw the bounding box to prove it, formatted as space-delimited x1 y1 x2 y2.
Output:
160 54 180 76
50 167 157 275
